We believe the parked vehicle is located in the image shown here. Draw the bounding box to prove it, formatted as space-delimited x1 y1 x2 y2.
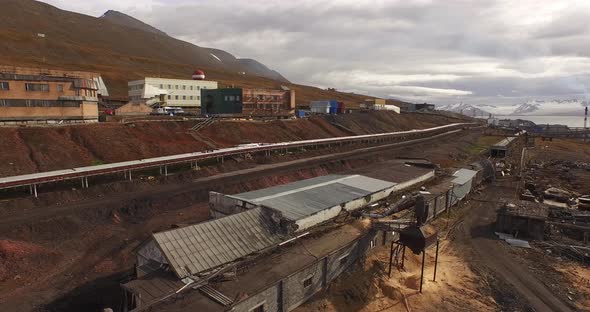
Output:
153 106 185 116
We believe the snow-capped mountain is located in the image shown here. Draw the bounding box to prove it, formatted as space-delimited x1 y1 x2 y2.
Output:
511 99 588 116
437 103 491 117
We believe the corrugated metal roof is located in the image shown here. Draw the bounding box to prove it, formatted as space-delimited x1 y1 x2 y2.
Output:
153 208 281 279
493 136 517 148
232 175 396 221
451 169 478 185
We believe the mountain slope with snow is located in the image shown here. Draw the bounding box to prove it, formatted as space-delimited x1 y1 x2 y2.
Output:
437 103 491 117
511 100 588 116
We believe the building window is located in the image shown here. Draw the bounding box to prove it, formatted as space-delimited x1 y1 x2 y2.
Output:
339 254 349 266
168 95 171 100
25 83 49 92
229 95 235 101
197 95 200 100
175 95 179 100
167 84 171 89
175 85 178 90
0 82 9 90
197 86 201 90
57 84 63 92
182 95 186 100
249 302 265 312
190 86 193 91
224 96 229 101
160 84 163 89
189 96 193 100
182 85 186 90
303 277 312 288
236 95 240 101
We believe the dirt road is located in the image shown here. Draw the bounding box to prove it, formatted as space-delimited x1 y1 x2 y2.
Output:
457 181 574 312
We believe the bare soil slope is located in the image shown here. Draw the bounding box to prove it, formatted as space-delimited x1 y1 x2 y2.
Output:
0 112 467 177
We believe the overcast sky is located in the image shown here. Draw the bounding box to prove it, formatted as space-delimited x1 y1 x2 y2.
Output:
41 0 590 107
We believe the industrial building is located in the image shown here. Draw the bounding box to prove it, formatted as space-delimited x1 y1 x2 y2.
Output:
310 100 344 114
200 87 295 116
128 70 217 109
209 175 397 232
359 99 400 113
397 102 435 113
0 66 107 125
122 169 435 312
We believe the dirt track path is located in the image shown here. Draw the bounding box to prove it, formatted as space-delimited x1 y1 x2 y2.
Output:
460 182 573 312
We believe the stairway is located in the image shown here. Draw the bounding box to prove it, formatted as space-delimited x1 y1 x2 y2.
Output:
191 116 215 132
199 284 234 306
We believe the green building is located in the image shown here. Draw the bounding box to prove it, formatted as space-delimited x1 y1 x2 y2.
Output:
201 88 243 115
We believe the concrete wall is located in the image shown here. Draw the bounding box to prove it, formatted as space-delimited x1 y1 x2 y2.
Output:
283 261 325 311
230 230 379 312
295 206 342 232
232 284 281 312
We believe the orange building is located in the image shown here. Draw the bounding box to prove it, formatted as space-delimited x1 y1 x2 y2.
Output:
241 88 295 115
0 66 106 125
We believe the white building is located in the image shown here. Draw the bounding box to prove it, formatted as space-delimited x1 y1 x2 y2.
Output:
128 77 218 108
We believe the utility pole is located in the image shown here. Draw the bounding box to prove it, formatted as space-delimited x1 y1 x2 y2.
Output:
585 106 588 143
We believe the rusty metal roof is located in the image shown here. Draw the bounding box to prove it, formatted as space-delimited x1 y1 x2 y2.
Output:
153 208 282 279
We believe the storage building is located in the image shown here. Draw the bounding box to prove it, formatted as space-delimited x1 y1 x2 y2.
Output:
449 168 478 206
310 100 340 114
201 88 243 115
490 136 517 158
0 66 105 125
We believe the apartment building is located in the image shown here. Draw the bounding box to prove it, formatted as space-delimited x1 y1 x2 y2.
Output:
0 66 105 125
128 77 218 108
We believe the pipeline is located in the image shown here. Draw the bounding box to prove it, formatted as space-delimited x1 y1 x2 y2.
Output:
362 195 416 218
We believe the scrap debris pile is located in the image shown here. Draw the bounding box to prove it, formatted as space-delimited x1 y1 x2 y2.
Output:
500 159 590 263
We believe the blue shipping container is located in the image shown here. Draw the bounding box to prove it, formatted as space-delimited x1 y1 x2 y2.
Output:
296 110 306 118
329 100 338 109
329 107 337 114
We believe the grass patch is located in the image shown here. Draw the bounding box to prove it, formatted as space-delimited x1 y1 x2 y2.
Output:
91 159 105 166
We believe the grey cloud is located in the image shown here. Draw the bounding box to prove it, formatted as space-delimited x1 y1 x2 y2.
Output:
41 0 590 107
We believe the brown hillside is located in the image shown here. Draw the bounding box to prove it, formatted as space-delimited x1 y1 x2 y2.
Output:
0 0 381 107
0 112 466 177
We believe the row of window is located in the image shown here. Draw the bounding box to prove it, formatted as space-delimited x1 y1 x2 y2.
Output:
128 84 210 91
0 99 81 107
160 84 208 91
0 82 65 92
167 95 200 101
224 95 240 101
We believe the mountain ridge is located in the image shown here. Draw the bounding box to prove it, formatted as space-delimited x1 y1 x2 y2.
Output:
99 10 168 37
